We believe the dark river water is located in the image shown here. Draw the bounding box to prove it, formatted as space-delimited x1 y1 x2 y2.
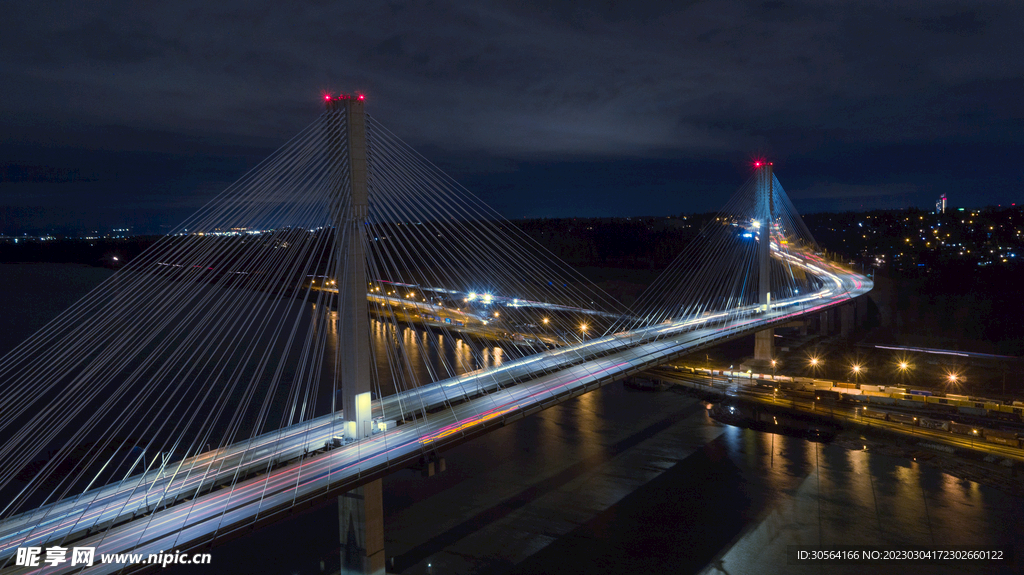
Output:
1 263 1021 575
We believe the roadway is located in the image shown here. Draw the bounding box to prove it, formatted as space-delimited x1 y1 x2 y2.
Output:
0 253 870 573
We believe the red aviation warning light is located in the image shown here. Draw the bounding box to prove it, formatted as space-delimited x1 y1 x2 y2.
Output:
324 92 366 110
754 161 762 168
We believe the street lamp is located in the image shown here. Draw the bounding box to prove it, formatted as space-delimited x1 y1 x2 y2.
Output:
808 356 821 375
896 359 911 384
770 359 778 379
580 323 588 341
851 363 863 383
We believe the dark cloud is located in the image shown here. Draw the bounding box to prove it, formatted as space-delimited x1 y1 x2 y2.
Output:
1 0 1022 232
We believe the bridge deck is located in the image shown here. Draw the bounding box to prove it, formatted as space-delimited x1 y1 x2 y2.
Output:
0 264 870 574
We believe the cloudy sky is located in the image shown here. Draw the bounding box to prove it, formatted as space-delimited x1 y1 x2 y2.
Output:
1 0 1021 233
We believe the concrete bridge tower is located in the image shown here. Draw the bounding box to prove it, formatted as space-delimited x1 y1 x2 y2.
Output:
753 162 775 366
325 93 385 575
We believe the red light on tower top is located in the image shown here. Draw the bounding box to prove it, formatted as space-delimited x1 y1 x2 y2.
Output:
324 92 366 110
754 161 762 168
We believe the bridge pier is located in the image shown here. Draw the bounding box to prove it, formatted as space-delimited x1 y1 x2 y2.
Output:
840 303 854 338
821 309 835 334
754 328 774 363
339 479 385 575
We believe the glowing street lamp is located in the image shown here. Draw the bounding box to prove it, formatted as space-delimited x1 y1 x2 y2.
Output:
770 359 778 379
895 359 912 384
580 323 589 341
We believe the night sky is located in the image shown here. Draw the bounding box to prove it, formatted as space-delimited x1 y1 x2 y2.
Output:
1 1 1022 234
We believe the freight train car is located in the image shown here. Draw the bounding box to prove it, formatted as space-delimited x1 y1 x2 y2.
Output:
888 412 919 425
860 407 889 421
984 429 1022 448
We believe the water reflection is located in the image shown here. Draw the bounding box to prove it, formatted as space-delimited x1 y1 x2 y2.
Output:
363 315 508 396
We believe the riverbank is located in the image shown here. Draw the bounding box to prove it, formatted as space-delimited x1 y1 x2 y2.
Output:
672 379 1024 500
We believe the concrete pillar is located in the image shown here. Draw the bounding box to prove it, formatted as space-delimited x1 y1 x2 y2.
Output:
840 303 854 338
855 293 867 327
339 479 385 575
754 328 774 362
326 95 372 439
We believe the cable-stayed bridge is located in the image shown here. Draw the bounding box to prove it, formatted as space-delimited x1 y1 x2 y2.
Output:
0 96 870 573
